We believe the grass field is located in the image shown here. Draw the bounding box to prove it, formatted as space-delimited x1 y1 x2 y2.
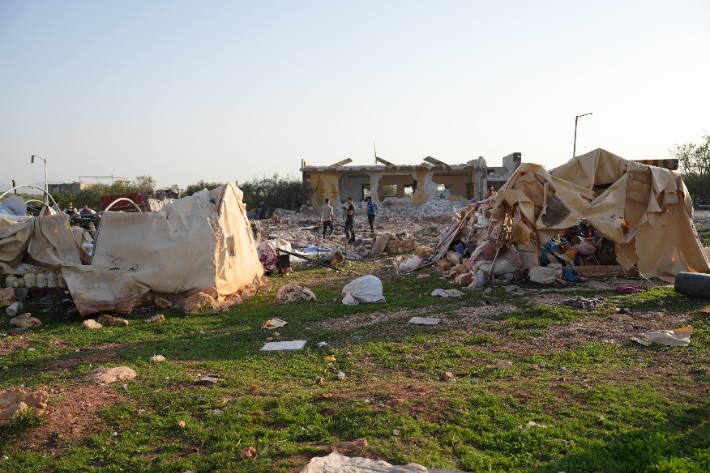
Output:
1 261 709 472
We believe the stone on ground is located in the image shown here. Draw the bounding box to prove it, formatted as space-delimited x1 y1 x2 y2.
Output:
97 314 129 327
0 389 48 425
10 313 41 329
183 292 227 315
82 319 103 330
87 366 138 385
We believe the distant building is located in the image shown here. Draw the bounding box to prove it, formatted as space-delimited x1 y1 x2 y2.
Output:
48 182 86 195
485 153 522 191
300 153 520 206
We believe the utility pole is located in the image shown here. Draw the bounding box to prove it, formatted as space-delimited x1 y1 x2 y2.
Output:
573 113 592 158
31 155 48 204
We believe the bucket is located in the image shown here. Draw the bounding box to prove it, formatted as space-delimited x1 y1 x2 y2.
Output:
675 272 710 299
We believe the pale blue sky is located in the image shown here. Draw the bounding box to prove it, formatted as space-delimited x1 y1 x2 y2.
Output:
1 1 708 189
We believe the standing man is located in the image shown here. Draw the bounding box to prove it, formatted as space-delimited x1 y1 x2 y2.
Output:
483 185 497 200
319 198 334 238
342 197 355 246
366 196 378 233
63 201 76 216
259 202 267 220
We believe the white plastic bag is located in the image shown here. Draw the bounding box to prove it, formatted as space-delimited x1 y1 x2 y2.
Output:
398 256 421 272
341 275 386 305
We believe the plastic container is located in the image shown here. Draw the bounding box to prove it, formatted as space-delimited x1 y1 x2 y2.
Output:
5 276 17 289
36 270 48 288
675 272 710 299
12 277 24 288
24 270 36 289
57 268 67 288
6 301 23 316
47 268 58 288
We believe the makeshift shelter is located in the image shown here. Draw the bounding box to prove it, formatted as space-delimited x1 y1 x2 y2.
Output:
486 149 710 280
58 183 264 315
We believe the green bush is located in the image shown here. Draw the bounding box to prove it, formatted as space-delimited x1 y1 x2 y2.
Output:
74 175 156 211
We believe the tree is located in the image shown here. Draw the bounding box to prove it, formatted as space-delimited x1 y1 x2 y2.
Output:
182 180 225 198
239 173 316 216
670 132 710 199
74 175 158 211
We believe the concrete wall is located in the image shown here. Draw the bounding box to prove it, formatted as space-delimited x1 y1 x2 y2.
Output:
305 171 341 207
432 173 472 198
47 182 85 195
377 175 416 201
337 172 370 203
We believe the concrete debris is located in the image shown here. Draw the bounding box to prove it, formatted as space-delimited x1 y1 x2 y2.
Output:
0 288 16 308
261 340 307 351
529 266 556 284
154 297 174 309
183 292 227 315
97 314 129 327
87 366 138 385
0 389 48 425
198 376 219 386
82 319 103 330
10 313 41 329
563 296 605 310
275 284 317 304
149 314 165 323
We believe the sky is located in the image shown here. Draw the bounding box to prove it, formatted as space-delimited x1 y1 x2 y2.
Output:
1 0 708 190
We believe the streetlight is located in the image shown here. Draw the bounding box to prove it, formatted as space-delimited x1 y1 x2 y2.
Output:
573 113 592 158
31 155 48 205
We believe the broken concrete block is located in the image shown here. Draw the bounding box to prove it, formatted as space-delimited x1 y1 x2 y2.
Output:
437 260 453 271
87 366 137 385
82 319 103 330
260 340 307 351
0 288 15 308
455 272 474 285
154 297 173 309
183 292 227 315
530 266 556 284
10 313 41 329
97 314 129 327
418 248 430 259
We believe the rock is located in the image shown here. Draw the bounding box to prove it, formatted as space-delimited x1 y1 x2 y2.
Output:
120 384 128 390
149 314 165 323
531 364 539 370
183 292 227 315
392 429 400 436
530 266 556 284
240 446 256 458
455 352 463 358
495 360 513 369
87 366 138 385
97 314 129 327
82 319 103 330
418 248 430 259
198 376 218 386
342 438 368 450
10 313 41 329
154 297 173 309
0 455 7 461
176 420 186 428
441 372 454 381
275 284 316 304
212 409 223 416
150 355 166 362
315 377 325 386
337 372 346 381
0 389 48 425
0 288 16 308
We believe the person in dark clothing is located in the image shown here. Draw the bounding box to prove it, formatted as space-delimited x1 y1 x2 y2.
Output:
366 196 378 233
63 201 77 216
342 197 355 245
259 202 267 220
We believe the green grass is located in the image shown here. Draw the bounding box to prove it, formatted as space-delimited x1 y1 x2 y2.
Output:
1 260 709 472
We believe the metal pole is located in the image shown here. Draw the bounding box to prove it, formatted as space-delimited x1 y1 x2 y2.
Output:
573 116 578 159
44 160 48 205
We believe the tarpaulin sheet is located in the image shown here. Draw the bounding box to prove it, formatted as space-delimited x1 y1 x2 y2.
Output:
489 149 710 281
62 183 263 316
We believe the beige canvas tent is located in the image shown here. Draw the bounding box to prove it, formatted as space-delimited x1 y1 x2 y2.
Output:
55 183 263 316
487 148 710 280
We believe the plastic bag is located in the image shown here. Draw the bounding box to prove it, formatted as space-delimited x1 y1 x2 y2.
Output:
398 256 421 272
341 275 385 305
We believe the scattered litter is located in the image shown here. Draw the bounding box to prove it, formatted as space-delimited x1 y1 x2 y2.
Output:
260 340 307 351
563 296 605 310
198 376 219 386
408 317 440 325
631 327 691 347
341 275 386 305
262 318 288 329
315 376 324 386
5 302 23 317
430 288 463 298
397 256 421 272
274 284 316 304
337 372 346 381
416 274 430 279
324 356 336 362
616 286 645 294
315 342 328 347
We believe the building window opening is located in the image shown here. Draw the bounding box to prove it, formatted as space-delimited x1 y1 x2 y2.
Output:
383 184 398 197
404 185 415 198
437 183 452 198
362 184 371 200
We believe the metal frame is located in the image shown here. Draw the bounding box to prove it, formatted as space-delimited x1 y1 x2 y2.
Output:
0 185 59 209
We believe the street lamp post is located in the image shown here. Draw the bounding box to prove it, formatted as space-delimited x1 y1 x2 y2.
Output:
31 155 48 205
573 113 592 158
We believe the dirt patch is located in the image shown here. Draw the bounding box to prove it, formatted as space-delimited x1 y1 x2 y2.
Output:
308 306 439 332
0 335 35 356
525 293 578 307
14 382 124 455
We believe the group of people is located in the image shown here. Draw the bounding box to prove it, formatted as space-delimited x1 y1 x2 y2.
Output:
318 196 379 245
57 201 96 216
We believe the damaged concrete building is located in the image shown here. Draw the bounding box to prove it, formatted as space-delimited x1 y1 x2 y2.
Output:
301 153 521 206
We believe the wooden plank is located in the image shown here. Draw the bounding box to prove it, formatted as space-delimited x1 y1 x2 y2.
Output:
575 265 639 278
